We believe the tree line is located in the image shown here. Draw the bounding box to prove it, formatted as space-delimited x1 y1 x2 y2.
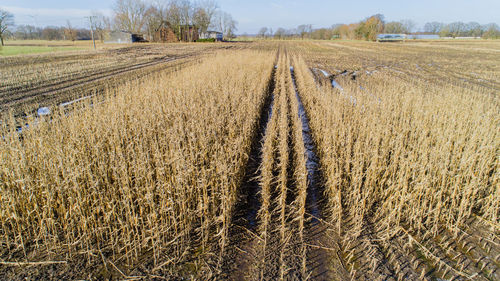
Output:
112 0 237 40
0 0 237 45
258 14 500 41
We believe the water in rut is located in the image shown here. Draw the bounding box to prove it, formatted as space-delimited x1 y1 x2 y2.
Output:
290 67 322 221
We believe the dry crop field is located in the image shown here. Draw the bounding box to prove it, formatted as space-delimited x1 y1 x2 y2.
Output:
0 42 240 120
0 40 498 280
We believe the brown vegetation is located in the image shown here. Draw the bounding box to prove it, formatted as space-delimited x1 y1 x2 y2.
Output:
0 50 274 279
290 40 499 280
0 40 498 280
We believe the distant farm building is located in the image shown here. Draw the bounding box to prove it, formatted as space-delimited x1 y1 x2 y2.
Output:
408 34 440 40
179 25 199 42
105 31 147 43
377 34 406 42
199 31 223 41
152 21 199 43
153 22 179 43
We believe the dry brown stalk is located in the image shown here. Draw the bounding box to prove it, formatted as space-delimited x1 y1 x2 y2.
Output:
0 50 275 276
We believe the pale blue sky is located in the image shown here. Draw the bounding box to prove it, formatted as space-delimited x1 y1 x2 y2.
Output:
1 0 499 34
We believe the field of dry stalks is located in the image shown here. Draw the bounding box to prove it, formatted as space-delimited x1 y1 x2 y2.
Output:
0 40 498 280
0 43 238 119
0 49 275 279
289 40 499 280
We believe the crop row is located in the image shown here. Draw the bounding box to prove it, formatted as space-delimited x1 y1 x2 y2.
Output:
292 49 498 280
0 50 274 278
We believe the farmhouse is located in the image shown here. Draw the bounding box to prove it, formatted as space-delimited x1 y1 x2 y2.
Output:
153 21 199 43
199 31 223 41
153 21 179 43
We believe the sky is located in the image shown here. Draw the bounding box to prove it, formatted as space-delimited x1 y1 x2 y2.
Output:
1 0 499 34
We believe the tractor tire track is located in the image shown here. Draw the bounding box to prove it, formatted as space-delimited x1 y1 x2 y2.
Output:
222 63 277 280
224 50 342 280
290 65 350 280
1 55 194 119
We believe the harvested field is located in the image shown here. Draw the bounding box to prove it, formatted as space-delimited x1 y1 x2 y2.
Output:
0 43 240 119
0 40 498 280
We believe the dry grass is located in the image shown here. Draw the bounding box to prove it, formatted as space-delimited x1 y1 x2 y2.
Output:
291 41 499 279
254 51 314 280
1 40 498 279
0 43 237 118
0 50 274 277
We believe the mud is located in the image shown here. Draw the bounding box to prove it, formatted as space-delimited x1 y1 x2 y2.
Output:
290 66 350 280
290 67 322 221
222 65 276 280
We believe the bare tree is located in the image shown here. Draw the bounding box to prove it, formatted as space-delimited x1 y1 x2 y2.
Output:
166 0 181 38
400 19 416 33
0 9 14 46
274 27 286 39
92 11 111 42
297 24 312 39
213 11 237 40
424 22 444 34
144 6 162 41
166 0 192 41
193 0 218 34
42 27 64 40
258 27 268 38
448 22 466 37
65 20 77 41
15 25 41 40
14 25 28 39
113 0 148 33
466 22 482 37
482 23 500 39
384 21 405 33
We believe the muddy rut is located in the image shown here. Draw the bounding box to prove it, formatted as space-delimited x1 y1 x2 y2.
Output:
221 49 499 281
221 51 346 280
301 60 499 281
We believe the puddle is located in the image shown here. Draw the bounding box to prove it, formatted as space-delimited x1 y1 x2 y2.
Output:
37 107 51 116
318 69 329 77
10 95 96 137
16 124 29 134
235 66 277 230
290 67 322 220
390 68 405 75
59 95 92 107
314 68 344 91
331 80 344 91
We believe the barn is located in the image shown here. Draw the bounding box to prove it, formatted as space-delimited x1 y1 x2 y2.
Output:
105 31 133 44
153 21 179 43
153 21 199 43
105 31 147 43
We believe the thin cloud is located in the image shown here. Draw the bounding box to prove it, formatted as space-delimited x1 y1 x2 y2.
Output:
270 2 284 9
0 6 113 27
1 6 113 18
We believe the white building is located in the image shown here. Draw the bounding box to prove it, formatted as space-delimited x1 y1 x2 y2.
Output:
199 31 223 41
